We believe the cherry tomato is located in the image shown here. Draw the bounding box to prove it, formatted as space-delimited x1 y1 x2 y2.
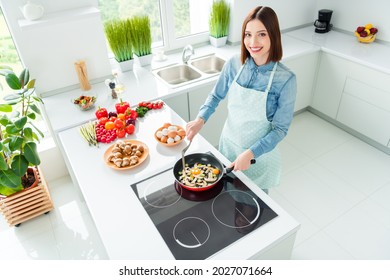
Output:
117 113 125 120
125 124 135 135
104 121 115 130
99 117 109 125
116 128 126 138
109 116 117 122
114 119 124 129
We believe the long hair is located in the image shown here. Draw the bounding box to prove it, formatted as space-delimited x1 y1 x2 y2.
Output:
240 6 282 64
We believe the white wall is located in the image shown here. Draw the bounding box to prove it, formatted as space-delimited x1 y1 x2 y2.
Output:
0 0 111 94
316 0 390 43
228 0 317 43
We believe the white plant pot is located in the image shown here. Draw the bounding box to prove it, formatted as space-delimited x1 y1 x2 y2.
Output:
116 59 134 72
209 36 228 48
134 53 153 66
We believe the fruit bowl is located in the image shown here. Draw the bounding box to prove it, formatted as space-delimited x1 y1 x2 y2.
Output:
155 123 186 146
355 24 378 44
355 32 376 43
72 95 97 111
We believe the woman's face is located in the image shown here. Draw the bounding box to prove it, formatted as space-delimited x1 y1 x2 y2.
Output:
244 19 271 66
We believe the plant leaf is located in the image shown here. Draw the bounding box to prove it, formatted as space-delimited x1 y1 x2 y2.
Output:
14 116 28 129
9 136 23 151
27 79 36 89
5 73 21 90
23 127 33 140
0 104 12 112
0 116 11 126
3 93 22 101
30 103 41 115
19 68 30 88
6 124 20 134
0 169 22 189
29 122 44 139
10 154 29 177
0 155 8 170
27 112 36 120
23 142 41 165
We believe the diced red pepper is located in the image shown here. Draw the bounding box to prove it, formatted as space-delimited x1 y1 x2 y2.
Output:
115 99 130 114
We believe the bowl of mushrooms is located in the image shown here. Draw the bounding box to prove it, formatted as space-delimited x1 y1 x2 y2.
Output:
104 140 149 170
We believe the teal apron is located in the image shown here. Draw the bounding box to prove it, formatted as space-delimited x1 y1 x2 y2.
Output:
219 62 281 189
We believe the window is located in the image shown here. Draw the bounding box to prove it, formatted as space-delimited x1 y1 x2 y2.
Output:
0 7 22 87
98 0 212 51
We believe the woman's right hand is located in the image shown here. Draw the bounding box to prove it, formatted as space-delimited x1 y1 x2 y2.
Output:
186 117 205 141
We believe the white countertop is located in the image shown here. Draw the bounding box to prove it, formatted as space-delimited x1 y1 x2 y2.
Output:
286 26 390 75
57 106 299 259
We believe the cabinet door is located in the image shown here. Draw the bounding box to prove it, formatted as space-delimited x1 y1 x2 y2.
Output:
283 52 319 112
188 82 227 147
336 69 390 146
162 93 189 122
312 53 348 118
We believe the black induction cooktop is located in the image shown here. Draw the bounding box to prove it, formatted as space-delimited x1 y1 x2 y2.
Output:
130 160 278 260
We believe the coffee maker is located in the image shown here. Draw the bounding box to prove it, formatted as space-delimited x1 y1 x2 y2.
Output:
314 9 333 33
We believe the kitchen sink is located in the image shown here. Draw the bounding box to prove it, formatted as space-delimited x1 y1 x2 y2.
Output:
155 64 201 86
190 54 225 74
152 54 226 88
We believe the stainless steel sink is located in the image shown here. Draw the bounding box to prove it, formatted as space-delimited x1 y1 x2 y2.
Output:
191 55 225 74
152 54 226 88
155 64 201 86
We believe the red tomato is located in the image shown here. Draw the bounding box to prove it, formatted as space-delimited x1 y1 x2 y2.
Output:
116 128 126 138
98 117 109 125
114 119 124 129
125 124 135 135
109 116 117 122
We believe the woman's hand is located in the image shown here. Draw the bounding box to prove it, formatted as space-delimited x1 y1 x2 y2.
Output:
228 149 255 171
186 117 205 141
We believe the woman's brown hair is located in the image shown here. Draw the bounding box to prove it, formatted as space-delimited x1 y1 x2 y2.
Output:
240 6 282 64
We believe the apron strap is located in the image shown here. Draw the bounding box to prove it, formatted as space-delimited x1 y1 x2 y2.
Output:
265 62 278 92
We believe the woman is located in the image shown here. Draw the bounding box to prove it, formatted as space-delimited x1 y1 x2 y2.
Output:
186 6 297 193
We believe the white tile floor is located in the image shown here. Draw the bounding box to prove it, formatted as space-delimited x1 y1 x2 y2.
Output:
1 111 390 260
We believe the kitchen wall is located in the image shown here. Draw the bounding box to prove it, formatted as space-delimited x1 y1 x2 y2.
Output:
228 0 318 43
316 0 390 43
0 0 111 94
228 0 390 45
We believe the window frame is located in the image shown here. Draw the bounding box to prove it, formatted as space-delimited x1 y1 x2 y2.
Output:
157 0 211 51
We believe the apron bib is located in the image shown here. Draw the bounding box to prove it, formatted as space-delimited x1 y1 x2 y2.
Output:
219 62 281 189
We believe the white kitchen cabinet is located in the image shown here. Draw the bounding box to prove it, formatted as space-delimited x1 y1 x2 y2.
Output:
335 64 390 146
311 52 350 118
162 93 190 122
283 51 319 112
188 82 227 147
312 52 390 148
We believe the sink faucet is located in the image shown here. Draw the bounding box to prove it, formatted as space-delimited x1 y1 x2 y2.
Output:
182 44 194 64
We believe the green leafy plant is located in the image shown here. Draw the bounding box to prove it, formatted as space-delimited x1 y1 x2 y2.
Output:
209 0 230 38
131 15 152 57
104 19 134 62
0 66 44 196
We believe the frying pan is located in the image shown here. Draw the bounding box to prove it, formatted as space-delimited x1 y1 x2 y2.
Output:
173 153 255 192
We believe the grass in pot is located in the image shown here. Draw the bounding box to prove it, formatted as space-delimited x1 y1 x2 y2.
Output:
131 15 153 66
209 0 230 47
104 19 134 71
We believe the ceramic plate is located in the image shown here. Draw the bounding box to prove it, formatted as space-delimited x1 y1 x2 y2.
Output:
104 140 149 170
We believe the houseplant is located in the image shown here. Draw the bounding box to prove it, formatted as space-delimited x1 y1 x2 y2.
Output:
0 66 53 226
209 0 230 47
104 18 134 72
131 15 153 66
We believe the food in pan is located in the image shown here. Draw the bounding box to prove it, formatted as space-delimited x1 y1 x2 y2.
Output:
179 163 220 188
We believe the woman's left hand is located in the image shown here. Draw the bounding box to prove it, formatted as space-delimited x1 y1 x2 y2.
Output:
229 149 255 171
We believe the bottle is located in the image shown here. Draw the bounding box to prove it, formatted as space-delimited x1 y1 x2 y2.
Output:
113 72 125 95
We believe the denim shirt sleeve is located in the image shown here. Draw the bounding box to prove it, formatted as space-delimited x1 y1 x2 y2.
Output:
196 55 240 122
250 71 297 158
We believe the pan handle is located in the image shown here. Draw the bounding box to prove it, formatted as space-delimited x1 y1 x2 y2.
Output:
225 158 256 174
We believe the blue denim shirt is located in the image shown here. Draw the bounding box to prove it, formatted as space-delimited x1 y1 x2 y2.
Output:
197 54 297 158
